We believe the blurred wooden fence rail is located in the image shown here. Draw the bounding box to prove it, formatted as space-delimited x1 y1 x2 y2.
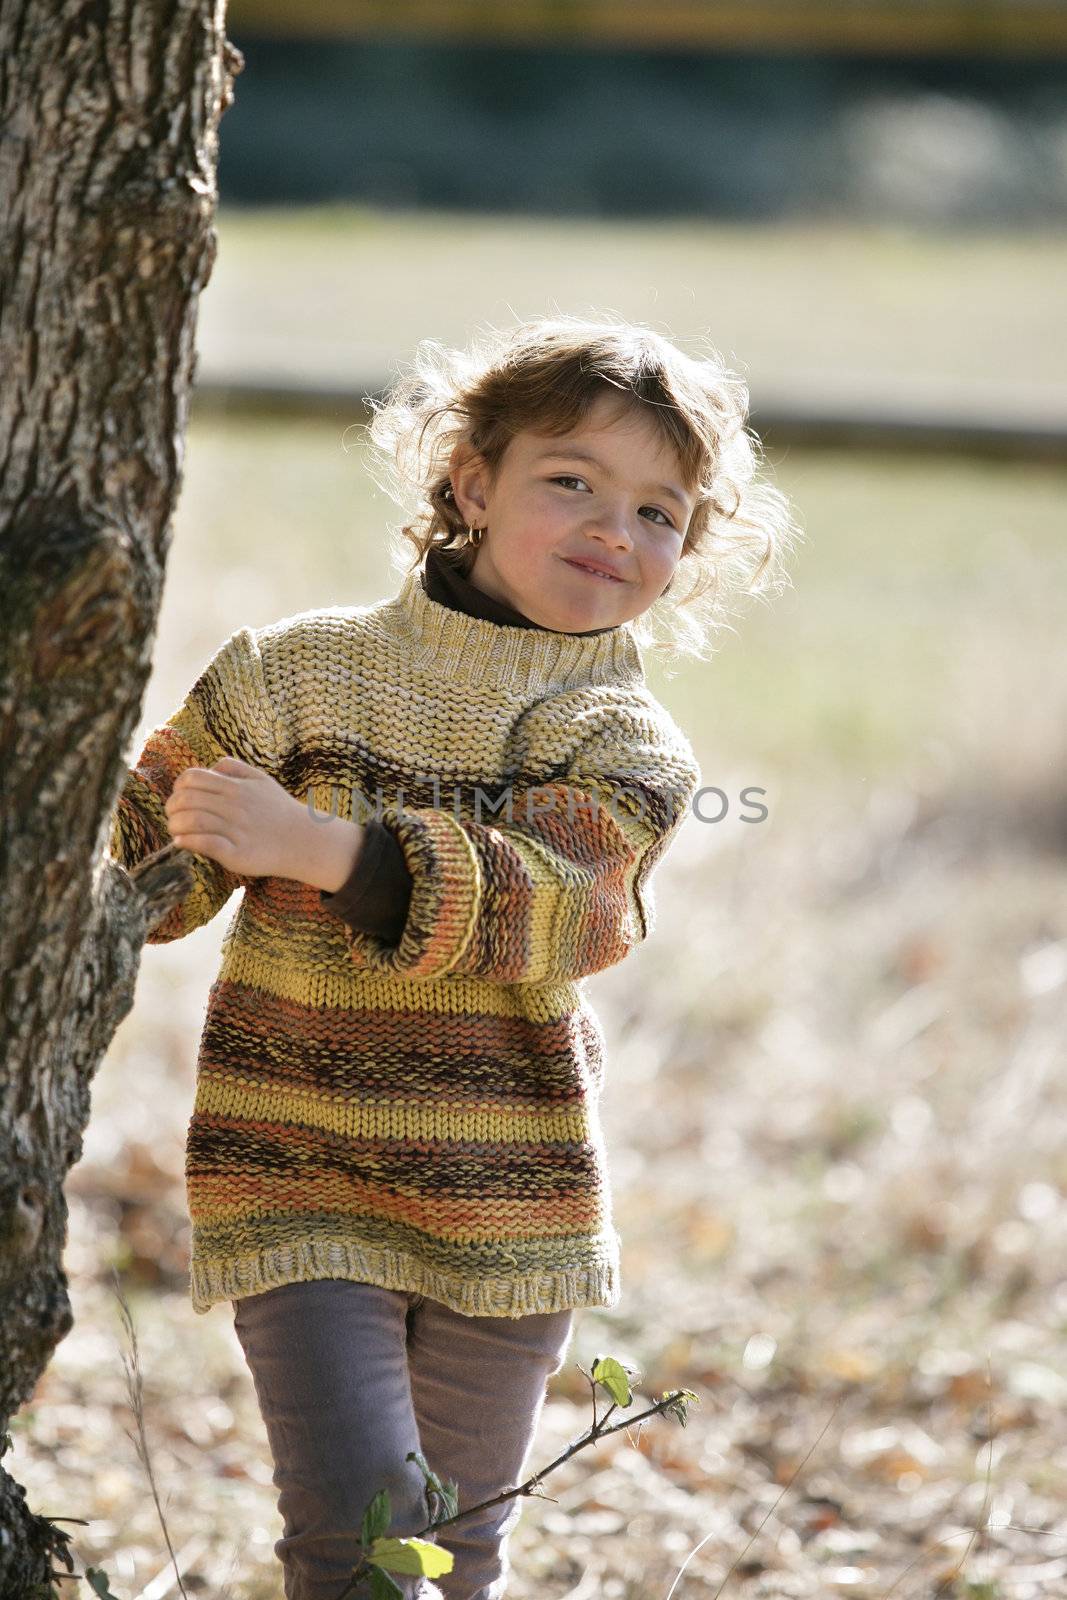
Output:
190 378 1067 460
226 0 1067 56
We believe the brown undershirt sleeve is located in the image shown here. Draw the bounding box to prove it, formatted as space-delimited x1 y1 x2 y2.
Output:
318 818 413 943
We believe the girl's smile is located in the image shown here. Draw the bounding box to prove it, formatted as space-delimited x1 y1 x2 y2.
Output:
560 554 627 582
449 389 694 633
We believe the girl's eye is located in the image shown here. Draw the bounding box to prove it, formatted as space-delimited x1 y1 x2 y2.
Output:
550 476 675 529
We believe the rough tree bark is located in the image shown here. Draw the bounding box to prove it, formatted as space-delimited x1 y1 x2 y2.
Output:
0 3 243 1591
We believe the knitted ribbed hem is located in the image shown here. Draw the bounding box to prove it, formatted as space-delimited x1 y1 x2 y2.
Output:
190 1232 621 1320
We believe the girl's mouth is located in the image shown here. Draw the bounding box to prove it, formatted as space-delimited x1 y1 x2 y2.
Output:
562 558 624 584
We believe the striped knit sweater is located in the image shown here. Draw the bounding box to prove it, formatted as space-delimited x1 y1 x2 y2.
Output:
109 562 702 1318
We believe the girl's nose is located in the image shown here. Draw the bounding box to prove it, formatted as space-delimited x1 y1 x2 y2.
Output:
584 506 635 547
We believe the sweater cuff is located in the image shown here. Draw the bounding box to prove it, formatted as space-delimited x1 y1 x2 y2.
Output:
319 819 414 942
335 806 482 978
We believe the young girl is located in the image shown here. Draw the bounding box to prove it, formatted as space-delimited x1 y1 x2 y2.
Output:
110 314 798 1600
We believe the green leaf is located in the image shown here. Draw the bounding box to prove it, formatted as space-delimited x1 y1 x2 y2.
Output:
592 1356 633 1408
406 1448 460 1523
368 1567 405 1600
361 1487 392 1547
367 1536 454 1578
661 1388 701 1426
85 1569 122 1599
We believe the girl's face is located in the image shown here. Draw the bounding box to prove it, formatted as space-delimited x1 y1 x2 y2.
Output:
449 391 694 633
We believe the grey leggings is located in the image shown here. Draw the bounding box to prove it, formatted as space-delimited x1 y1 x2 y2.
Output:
232 1278 575 1600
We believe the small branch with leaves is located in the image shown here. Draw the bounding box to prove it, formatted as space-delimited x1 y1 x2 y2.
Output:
329 1354 699 1600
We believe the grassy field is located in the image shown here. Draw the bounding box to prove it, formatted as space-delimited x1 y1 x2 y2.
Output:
195 207 1067 421
10 213 1067 1599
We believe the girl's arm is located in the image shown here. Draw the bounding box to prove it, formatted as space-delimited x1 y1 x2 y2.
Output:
332 696 701 987
109 626 282 942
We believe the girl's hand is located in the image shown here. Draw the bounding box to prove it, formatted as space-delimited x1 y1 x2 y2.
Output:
165 757 302 879
165 757 365 889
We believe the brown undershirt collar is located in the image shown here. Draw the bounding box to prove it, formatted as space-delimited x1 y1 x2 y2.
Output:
420 543 619 635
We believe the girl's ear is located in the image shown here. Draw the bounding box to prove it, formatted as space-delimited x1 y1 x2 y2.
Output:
449 440 491 526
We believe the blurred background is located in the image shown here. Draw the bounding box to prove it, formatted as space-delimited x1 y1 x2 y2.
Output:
13 3 1067 1597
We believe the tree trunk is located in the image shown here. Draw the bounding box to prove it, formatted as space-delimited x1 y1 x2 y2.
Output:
0 3 242 1590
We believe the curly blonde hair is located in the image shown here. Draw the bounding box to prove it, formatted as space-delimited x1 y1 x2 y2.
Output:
355 312 803 664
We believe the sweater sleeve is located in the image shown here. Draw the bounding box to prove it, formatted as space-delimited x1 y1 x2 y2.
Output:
108 625 279 943
332 695 701 985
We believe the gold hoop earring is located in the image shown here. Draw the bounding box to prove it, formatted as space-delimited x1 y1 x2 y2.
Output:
467 524 484 548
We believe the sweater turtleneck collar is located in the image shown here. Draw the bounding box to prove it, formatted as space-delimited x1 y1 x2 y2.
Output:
382 550 645 693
